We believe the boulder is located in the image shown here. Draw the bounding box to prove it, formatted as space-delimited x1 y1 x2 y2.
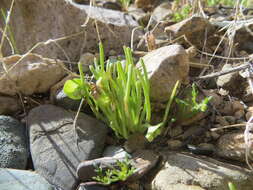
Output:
0 116 27 169
0 0 141 60
165 16 216 50
216 132 253 162
151 152 253 190
139 45 189 102
0 53 66 96
0 168 54 190
28 105 107 190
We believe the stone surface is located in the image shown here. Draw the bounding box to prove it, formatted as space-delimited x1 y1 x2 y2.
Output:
103 145 129 159
55 89 81 111
139 45 189 102
28 105 107 190
0 53 66 96
167 140 183 150
77 150 159 182
216 132 253 162
165 16 215 50
128 6 150 26
0 0 141 60
151 152 253 190
216 64 246 98
78 183 108 190
0 168 54 190
0 116 27 169
0 95 21 115
152 2 172 22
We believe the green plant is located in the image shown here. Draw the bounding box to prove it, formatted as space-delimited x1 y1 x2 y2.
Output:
92 158 135 185
118 0 132 11
172 4 192 22
63 43 179 142
207 0 249 7
1 8 18 54
175 83 212 121
228 182 237 190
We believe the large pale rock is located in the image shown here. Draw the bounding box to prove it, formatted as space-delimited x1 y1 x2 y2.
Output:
0 116 27 169
0 168 54 190
140 45 189 102
0 53 66 96
216 132 253 162
0 0 140 60
151 152 253 190
28 105 107 190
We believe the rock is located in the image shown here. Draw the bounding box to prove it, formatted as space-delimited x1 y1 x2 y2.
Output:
103 145 130 159
232 101 245 112
55 89 81 111
168 126 183 137
28 105 107 190
216 132 253 162
0 168 54 190
151 152 253 190
216 64 246 98
0 0 141 59
234 110 245 119
128 149 159 182
139 45 189 102
215 116 229 126
128 6 150 26
77 150 159 182
0 116 27 169
0 95 21 115
100 1 122 11
152 2 172 22
167 140 182 150
135 0 155 10
165 16 215 50
219 101 234 115
0 53 66 96
77 52 96 73
198 143 215 152
124 133 149 153
78 182 108 190
223 116 236 124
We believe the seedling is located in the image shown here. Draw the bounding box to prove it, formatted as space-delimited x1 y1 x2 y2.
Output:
92 158 135 185
63 43 179 141
175 83 212 122
228 182 237 190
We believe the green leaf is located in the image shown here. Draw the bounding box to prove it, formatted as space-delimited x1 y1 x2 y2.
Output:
228 182 237 190
145 123 163 142
63 78 82 100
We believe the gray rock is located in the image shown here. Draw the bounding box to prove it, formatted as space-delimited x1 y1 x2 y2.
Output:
0 0 141 60
152 2 172 22
55 89 81 111
139 45 189 102
128 5 150 26
0 168 54 190
165 16 215 50
151 152 253 190
0 95 21 115
0 54 66 96
103 145 129 159
28 105 107 190
0 116 27 169
216 63 246 98
78 183 108 190
216 132 253 162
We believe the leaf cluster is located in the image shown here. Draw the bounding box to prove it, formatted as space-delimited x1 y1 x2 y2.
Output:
64 43 152 140
92 159 135 185
175 83 212 120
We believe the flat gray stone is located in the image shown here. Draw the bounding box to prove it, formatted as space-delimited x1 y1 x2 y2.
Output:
0 116 27 169
28 105 107 190
151 152 253 190
0 168 54 190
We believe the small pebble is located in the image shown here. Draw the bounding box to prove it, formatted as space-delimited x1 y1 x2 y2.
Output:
167 140 183 150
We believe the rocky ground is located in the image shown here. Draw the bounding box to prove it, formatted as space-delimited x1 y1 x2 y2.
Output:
0 0 253 190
